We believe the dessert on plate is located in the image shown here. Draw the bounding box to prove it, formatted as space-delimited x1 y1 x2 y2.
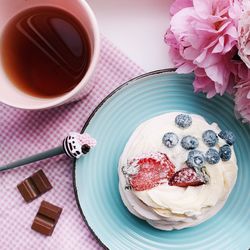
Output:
118 112 237 230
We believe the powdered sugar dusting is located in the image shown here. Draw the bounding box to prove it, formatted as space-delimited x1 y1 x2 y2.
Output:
169 167 206 187
122 152 176 191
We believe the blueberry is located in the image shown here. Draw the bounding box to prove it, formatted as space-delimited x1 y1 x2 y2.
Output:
175 114 192 128
218 130 236 145
202 130 218 147
205 148 220 164
186 150 205 168
181 136 199 150
162 132 179 148
219 145 232 161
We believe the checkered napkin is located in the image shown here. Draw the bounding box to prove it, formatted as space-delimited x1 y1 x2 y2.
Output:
0 36 144 250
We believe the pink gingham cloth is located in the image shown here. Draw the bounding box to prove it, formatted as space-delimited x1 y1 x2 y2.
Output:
0 36 144 250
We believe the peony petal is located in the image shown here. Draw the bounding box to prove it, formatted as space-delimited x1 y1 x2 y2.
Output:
225 25 238 39
193 74 217 98
214 81 228 95
244 42 250 54
212 37 224 53
205 62 230 87
196 53 221 68
229 0 242 19
176 62 196 73
214 0 232 16
182 46 201 60
194 67 206 77
170 0 193 16
169 47 186 66
164 30 178 47
235 79 250 122
238 51 250 69
170 8 198 35
206 89 217 98
194 50 207 64
217 21 231 33
193 0 212 19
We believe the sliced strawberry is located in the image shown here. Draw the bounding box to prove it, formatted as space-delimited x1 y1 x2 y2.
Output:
169 167 206 187
128 152 175 191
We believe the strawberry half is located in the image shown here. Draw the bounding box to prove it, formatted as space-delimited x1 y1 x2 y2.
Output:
168 167 206 187
128 152 175 191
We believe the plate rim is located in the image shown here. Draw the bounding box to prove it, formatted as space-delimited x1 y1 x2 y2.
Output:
73 69 176 249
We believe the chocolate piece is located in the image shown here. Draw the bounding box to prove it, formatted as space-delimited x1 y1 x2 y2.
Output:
31 170 52 194
32 201 62 236
17 170 52 202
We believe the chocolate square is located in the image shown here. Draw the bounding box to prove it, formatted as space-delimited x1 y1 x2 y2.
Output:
17 170 52 202
31 201 62 236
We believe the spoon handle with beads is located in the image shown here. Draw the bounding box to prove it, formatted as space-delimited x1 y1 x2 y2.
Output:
0 132 96 172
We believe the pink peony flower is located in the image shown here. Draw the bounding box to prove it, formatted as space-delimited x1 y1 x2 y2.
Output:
231 59 250 83
238 0 250 68
235 79 250 122
165 0 242 97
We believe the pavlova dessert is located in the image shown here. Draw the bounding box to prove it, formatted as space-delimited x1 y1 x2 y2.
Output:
118 112 237 230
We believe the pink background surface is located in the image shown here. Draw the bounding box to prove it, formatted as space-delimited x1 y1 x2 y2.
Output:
87 0 172 71
0 36 143 249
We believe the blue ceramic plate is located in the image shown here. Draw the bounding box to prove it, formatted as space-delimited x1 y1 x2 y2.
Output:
74 70 250 250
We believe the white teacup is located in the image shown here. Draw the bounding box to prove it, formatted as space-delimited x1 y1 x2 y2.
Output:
0 0 100 110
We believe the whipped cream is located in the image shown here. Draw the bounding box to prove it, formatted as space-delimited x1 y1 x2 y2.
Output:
118 112 237 230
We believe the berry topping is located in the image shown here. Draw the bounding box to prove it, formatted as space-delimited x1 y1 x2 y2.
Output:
181 136 199 150
186 150 205 168
205 148 220 164
219 145 232 161
162 132 179 148
169 167 206 187
202 130 218 147
218 130 236 145
175 114 192 128
125 152 176 191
